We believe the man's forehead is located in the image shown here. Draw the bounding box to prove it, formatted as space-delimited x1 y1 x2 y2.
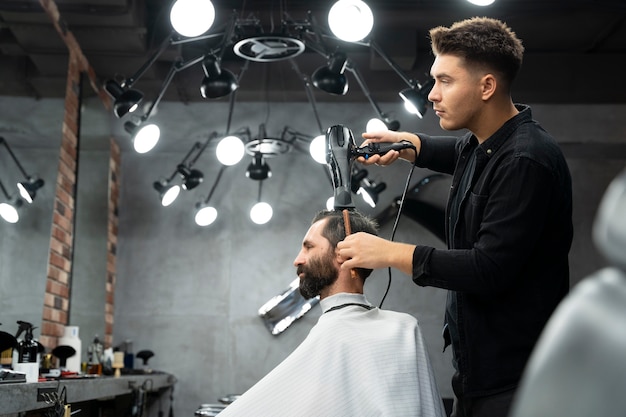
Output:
302 218 328 244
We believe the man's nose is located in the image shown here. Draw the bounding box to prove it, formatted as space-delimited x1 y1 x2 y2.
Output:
293 250 305 267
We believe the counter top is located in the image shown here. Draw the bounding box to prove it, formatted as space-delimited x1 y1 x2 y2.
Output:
0 372 176 415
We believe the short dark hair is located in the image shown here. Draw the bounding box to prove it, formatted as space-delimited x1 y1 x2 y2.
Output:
311 209 379 280
429 17 524 90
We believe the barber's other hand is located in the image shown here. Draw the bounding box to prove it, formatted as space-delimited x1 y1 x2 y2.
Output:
338 233 416 276
359 130 421 165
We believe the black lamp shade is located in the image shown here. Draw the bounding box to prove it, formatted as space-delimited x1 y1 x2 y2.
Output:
17 177 44 204
312 66 348 95
105 80 143 118
312 52 349 95
246 153 271 181
399 78 434 119
200 57 238 99
177 164 204 190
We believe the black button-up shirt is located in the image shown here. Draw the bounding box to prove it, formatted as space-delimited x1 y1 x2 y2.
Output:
412 105 573 397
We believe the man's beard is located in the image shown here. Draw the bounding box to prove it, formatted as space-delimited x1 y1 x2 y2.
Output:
297 250 339 299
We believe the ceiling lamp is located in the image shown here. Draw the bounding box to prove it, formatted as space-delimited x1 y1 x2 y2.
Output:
357 178 387 208
366 118 389 132
177 164 204 190
153 180 181 207
312 52 348 95
124 120 160 153
104 79 143 118
170 0 216 38
400 78 435 119
200 56 239 99
328 0 374 42
246 153 272 181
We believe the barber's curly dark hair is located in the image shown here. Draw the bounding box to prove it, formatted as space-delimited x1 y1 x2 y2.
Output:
312 209 379 281
429 16 524 90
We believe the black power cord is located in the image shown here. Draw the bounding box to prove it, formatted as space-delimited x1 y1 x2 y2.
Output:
378 149 419 308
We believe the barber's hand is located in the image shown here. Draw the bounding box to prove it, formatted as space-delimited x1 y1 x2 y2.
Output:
359 130 421 165
338 233 416 276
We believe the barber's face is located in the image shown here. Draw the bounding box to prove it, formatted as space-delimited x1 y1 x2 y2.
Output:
428 54 485 132
293 219 340 299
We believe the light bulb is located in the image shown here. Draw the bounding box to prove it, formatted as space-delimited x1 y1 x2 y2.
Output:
309 135 326 164
0 203 19 223
328 0 374 42
170 0 216 37
326 196 334 211
466 0 495 5
216 135 245 166
195 206 218 226
134 124 160 153
366 118 388 132
161 185 181 207
250 202 273 225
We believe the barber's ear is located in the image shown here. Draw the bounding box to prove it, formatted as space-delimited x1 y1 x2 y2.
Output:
481 73 496 100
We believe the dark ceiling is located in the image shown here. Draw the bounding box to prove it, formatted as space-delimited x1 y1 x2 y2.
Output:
1 0 625 107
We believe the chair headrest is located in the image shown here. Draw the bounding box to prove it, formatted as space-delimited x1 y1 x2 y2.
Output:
593 168 626 271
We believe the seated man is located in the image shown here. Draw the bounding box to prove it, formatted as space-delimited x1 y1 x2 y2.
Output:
218 209 446 417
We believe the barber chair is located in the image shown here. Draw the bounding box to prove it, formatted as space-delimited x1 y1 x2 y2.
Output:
509 169 626 417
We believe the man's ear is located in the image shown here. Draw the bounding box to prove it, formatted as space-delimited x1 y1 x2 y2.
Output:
481 73 497 101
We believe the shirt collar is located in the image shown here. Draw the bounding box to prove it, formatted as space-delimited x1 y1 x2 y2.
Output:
320 293 371 313
477 104 532 157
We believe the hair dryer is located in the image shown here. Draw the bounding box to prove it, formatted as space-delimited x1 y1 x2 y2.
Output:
325 124 415 210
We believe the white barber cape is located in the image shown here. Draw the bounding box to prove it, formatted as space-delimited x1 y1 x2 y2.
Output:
218 293 446 417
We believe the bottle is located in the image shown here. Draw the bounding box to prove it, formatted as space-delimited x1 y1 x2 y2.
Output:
58 326 82 373
14 321 39 383
87 335 103 375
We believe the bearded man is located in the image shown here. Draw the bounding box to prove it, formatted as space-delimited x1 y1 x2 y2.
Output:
217 209 446 417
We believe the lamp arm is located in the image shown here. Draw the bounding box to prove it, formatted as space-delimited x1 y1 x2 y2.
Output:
203 165 226 204
188 132 218 167
345 60 388 122
0 137 30 178
367 40 417 88
225 60 250 135
140 52 207 122
0 178 11 199
124 30 176 88
288 59 323 134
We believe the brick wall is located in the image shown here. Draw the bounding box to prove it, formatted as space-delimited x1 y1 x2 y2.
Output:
38 0 117 350
104 139 121 348
39 52 81 349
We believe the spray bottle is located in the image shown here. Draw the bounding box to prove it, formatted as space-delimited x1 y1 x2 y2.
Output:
14 321 39 382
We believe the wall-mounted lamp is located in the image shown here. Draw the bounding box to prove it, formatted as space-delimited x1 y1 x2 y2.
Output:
0 137 45 222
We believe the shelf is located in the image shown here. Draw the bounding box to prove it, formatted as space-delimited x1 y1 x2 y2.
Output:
0 372 176 415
